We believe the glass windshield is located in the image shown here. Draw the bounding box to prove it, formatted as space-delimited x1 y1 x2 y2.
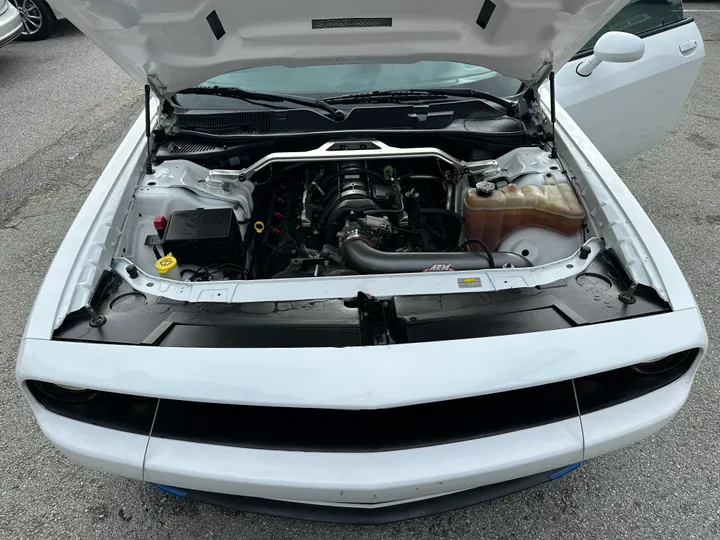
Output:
200 61 521 97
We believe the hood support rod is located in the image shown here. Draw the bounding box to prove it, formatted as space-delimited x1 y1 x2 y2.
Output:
144 85 154 175
549 71 558 159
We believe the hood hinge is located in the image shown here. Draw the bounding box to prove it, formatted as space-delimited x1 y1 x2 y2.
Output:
147 73 168 100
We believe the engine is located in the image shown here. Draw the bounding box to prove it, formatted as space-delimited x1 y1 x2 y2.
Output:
251 158 532 279
130 143 587 282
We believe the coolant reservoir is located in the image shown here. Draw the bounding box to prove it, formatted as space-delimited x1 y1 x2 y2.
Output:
464 182 585 251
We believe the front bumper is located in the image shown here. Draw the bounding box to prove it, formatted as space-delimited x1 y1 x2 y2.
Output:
24 357 700 523
17 306 706 522
0 3 22 48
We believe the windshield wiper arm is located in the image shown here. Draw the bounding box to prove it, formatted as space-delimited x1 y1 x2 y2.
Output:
325 89 518 116
176 86 346 121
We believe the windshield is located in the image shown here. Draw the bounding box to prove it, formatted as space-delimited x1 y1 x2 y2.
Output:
199 61 521 97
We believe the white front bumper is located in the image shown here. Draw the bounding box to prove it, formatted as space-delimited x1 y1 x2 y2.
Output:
25 357 700 509
17 305 706 512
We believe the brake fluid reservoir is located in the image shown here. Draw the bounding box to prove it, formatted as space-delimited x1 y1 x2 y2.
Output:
464 181 585 251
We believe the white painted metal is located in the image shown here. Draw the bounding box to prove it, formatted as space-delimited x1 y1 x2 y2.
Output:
543 85 697 311
44 0 633 93
143 417 583 504
110 238 605 305
575 31 645 76
498 228 583 267
556 21 704 165
16 308 706 409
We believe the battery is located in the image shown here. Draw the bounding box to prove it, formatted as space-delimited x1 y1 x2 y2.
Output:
161 208 242 266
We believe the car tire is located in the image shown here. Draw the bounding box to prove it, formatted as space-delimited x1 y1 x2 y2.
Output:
9 0 56 41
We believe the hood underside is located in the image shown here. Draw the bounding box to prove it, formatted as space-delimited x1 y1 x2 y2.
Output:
49 0 631 96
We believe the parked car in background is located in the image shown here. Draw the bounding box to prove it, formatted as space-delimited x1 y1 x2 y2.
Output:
8 0 62 40
0 0 23 48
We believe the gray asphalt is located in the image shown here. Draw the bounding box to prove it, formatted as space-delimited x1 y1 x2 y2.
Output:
0 19 141 221
1 7 720 539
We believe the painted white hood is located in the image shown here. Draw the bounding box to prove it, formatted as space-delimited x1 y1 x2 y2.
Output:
49 0 631 95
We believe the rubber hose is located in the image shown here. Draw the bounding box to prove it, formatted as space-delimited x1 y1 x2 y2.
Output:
343 237 532 274
418 208 465 246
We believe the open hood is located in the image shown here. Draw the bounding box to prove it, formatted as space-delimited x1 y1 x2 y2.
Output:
50 0 631 97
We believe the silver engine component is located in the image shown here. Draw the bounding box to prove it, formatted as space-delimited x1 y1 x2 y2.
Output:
236 139 500 182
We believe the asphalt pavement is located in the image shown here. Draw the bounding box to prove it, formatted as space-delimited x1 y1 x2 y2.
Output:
1 7 720 540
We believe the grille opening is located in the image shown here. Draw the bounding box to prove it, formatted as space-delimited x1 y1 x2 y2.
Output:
27 348 698 452
312 18 392 29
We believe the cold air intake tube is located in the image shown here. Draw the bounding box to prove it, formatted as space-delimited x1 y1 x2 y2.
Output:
341 234 532 274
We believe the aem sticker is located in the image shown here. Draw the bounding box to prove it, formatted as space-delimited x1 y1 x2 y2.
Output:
422 264 455 272
457 277 483 288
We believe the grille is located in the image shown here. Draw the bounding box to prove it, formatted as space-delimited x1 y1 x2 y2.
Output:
177 111 272 133
312 17 392 29
166 141 222 154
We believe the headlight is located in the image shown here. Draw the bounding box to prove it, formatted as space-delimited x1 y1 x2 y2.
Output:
631 349 698 375
35 382 99 403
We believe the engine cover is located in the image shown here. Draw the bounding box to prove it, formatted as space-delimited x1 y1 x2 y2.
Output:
313 162 396 240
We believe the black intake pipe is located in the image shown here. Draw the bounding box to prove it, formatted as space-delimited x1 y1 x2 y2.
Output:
343 237 532 274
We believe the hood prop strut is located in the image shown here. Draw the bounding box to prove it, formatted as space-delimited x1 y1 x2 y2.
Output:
144 84 154 175
549 71 558 159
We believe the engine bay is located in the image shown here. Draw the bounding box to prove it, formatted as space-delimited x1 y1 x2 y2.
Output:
118 140 588 283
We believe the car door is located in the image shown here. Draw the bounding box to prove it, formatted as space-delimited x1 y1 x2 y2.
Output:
555 0 704 165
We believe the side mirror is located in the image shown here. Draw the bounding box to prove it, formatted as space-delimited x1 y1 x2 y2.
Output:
576 31 645 77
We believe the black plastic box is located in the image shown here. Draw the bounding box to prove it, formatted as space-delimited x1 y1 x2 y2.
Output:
162 208 242 266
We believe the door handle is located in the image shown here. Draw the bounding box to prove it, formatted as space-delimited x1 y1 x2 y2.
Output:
679 40 698 56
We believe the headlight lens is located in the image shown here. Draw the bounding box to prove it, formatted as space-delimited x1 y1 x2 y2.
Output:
631 349 698 375
35 382 99 403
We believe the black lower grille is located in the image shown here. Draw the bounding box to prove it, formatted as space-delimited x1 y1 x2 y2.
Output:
150 380 577 452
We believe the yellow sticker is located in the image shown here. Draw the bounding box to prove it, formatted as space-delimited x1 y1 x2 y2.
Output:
457 277 482 288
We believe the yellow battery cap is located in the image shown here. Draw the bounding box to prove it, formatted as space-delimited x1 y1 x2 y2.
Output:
254 221 265 233
155 253 178 275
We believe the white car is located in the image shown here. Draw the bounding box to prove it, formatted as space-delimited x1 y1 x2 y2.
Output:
0 0 23 48
7 0 61 40
17 0 707 524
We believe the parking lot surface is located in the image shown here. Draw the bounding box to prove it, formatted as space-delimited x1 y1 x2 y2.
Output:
1 7 719 539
